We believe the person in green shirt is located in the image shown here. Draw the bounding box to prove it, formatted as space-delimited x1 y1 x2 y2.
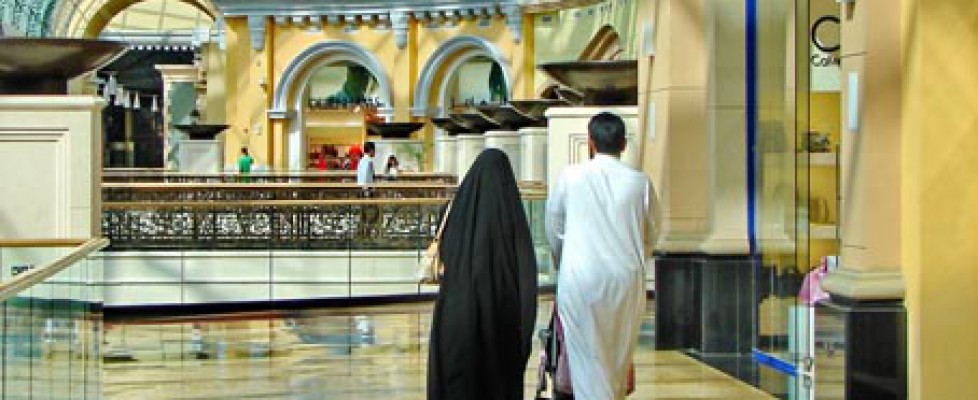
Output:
238 147 254 182
238 147 254 173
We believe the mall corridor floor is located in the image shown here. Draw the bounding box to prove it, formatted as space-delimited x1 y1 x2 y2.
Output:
103 300 774 399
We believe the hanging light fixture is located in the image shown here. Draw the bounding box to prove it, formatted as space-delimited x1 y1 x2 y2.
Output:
151 95 159 113
115 87 126 107
132 92 141 110
106 73 118 96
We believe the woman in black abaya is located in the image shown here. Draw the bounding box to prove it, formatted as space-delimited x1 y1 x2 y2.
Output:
427 149 538 400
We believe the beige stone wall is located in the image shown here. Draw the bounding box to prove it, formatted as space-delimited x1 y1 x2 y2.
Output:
0 97 105 239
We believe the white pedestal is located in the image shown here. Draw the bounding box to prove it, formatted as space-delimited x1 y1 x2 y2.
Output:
544 106 641 188
434 135 458 175
374 139 425 173
177 140 223 173
519 127 548 183
455 134 486 179
484 130 521 176
0 96 105 238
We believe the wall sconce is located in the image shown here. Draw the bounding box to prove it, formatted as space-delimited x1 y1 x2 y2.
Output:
258 77 268 91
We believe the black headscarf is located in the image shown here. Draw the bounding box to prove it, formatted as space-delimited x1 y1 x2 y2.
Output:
427 149 538 400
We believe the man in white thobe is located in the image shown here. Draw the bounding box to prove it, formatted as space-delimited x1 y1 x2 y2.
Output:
546 112 660 399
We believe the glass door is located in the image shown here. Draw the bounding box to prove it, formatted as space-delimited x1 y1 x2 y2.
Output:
752 0 841 398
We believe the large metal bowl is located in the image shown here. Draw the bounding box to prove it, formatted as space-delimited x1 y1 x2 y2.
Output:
476 104 540 130
508 99 569 121
430 117 469 136
450 112 500 134
0 38 128 95
366 122 424 139
536 60 638 105
174 124 229 140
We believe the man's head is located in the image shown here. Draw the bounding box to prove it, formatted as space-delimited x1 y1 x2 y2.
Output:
241 147 249 156
587 112 627 156
364 141 376 156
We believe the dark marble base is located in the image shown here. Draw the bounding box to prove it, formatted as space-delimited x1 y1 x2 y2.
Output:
655 253 756 355
818 298 907 400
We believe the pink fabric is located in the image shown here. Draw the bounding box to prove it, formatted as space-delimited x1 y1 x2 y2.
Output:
800 262 830 306
554 312 635 396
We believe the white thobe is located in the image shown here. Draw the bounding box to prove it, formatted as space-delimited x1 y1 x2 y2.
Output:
357 155 375 185
546 154 660 399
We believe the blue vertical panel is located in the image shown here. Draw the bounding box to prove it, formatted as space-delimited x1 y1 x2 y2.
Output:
746 0 758 254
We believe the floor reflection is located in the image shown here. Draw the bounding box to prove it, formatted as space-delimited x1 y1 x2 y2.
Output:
103 300 773 399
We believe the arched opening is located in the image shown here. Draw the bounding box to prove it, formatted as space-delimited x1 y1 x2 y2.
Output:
51 0 217 38
442 56 509 109
302 62 384 170
269 40 393 171
413 35 512 119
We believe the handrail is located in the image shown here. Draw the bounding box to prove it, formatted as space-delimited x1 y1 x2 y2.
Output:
0 237 109 302
0 238 90 248
102 182 458 189
102 170 454 177
103 198 452 209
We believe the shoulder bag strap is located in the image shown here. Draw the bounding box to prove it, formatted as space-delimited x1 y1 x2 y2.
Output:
434 201 452 240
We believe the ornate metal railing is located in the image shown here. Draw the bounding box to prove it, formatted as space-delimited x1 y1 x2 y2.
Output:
100 181 547 251
102 169 457 184
102 199 448 251
102 182 456 202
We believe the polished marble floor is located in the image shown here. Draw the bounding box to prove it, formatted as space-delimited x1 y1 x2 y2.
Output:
103 300 775 399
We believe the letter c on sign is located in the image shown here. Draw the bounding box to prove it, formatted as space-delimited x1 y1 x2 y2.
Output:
811 15 841 53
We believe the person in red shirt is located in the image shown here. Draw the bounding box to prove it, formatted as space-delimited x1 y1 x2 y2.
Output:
348 144 363 171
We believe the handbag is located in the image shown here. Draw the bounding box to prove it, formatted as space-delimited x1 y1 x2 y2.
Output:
418 203 451 284
540 309 636 398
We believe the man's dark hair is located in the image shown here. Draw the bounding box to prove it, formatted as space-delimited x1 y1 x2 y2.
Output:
588 112 626 154
364 141 376 154
241 147 249 155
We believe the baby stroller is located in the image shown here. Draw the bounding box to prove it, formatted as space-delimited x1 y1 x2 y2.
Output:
535 303 574 400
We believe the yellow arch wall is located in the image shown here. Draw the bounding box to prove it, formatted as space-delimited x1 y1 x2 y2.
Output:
222 16 535 170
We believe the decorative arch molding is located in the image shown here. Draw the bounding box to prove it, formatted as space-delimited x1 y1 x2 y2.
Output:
52 0 218 38
268 40 393 170
412 35 512 117
269 40 393 120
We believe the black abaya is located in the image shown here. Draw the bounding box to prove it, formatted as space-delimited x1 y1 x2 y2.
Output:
427 149 538 400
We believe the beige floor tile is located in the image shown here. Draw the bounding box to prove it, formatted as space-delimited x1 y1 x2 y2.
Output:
103 301 774 400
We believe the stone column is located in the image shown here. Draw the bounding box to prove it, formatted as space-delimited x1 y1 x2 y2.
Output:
817 2 907 398
155 65 199 170
698 0 750 256
518 127 547 183
544 106 640 189
0 96 106 238
434 135 458 175
821 0 905 301
483 130 521 176
644 0 754 356
640 0 711 253
455 134 485 179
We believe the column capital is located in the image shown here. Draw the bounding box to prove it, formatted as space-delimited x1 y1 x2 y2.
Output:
502 5 523 44
246 15 267 51
822 267 905 301
390 11 410 50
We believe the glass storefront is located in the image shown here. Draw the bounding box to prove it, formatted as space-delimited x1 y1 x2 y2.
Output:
751 0 841 397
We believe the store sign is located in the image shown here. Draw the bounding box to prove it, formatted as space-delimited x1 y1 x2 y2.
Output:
811 15 841 66
11 264 34 276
